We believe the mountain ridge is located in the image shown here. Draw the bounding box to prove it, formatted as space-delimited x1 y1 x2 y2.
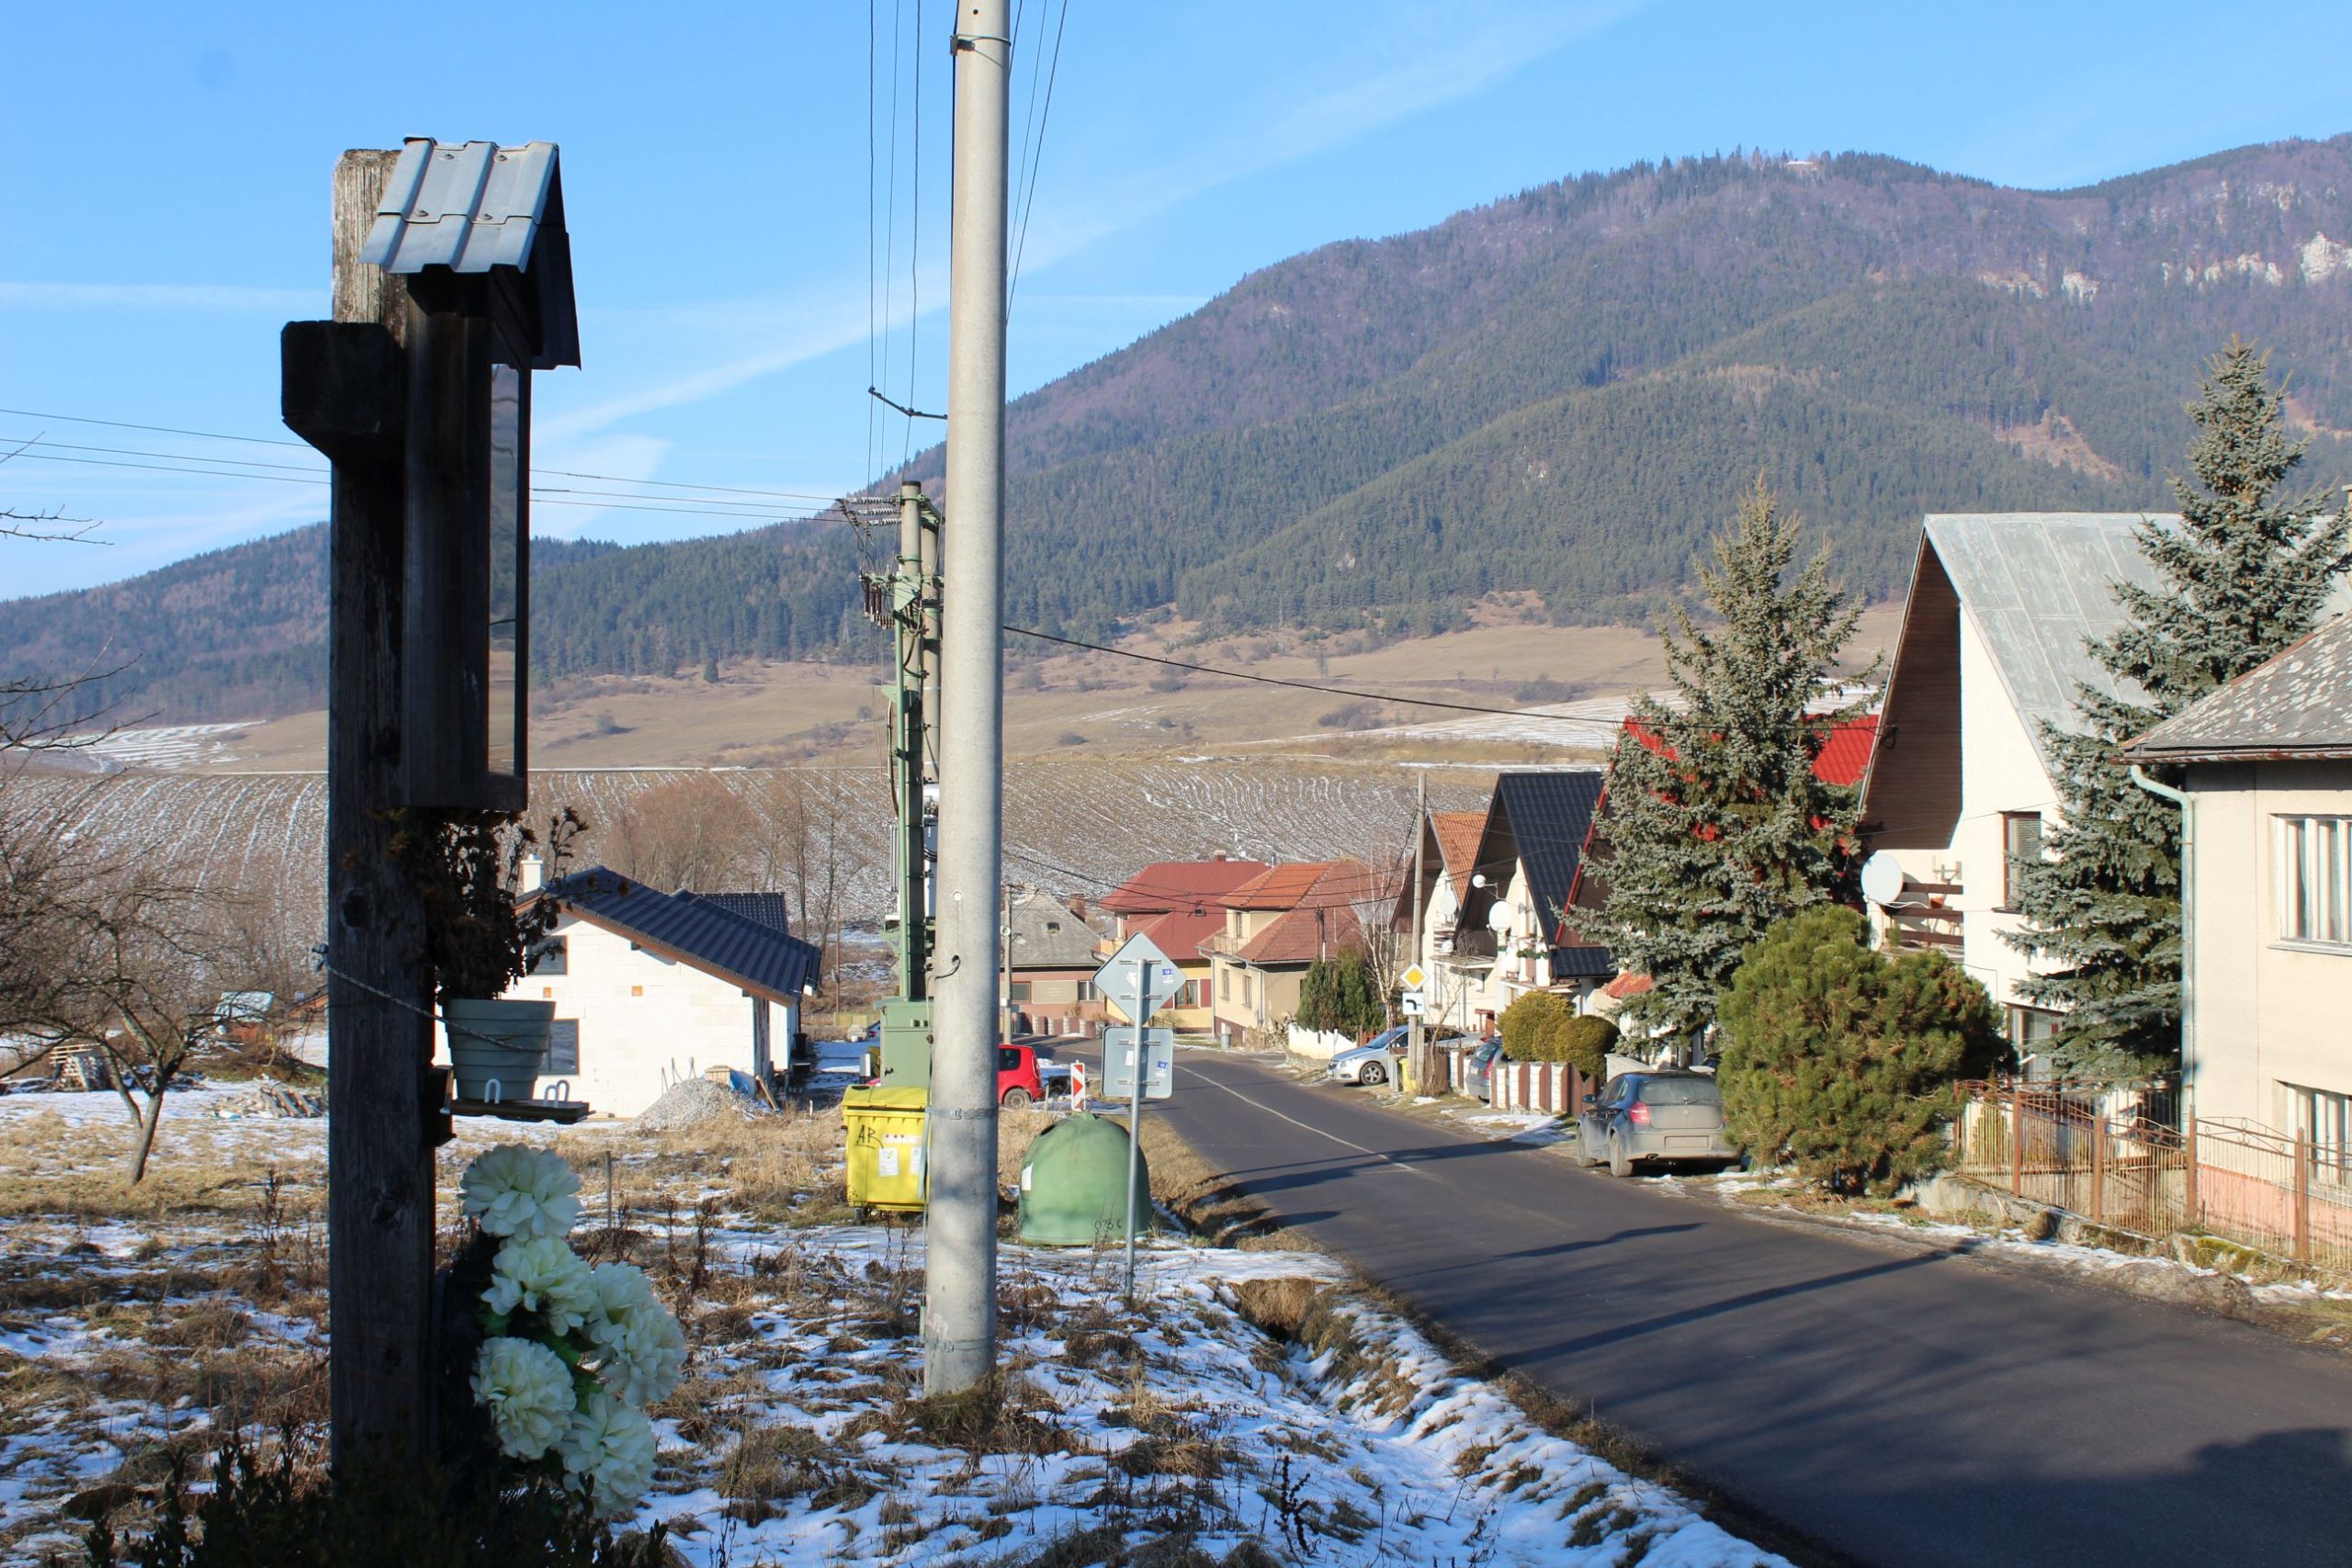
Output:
9 136 2352 724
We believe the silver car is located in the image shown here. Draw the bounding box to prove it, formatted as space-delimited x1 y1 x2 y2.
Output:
1576 1070 1738 1176
1327 1027 1409 1086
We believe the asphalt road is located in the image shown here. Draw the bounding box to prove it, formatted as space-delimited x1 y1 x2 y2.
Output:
1062 1043 2352 1568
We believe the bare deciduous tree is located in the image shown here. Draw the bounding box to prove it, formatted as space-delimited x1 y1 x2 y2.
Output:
604 774 759 893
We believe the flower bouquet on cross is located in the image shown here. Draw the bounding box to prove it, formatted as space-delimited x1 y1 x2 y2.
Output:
453 1145 685 1519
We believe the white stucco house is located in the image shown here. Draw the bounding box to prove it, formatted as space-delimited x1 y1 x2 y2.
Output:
2122 614 2352 1142
445 867 821 1119
1858 513 2175 1064
1399 772 1612 1036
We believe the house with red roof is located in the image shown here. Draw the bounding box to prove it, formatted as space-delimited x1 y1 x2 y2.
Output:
1096 855 1269 1034
1565 711 1879 1032
1206 861 1391 1043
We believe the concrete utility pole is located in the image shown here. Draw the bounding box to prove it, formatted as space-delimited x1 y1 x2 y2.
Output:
925 0 1012 1398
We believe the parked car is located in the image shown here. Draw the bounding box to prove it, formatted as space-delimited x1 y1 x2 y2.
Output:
1575 1070 1737 1176
1327 1026 1409 1086
1463 1034 1505 1101
997 1044 1046 1108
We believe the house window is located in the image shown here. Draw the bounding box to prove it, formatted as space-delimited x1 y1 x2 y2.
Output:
1045 920 1060 934
1186 978 1208 1010
630 985 644 998
1218 967 1231 1000
2007 1005 2062 1065
529 935 568 976
2277 816 2352 947
544 1020 579 1076
2001 813 2042 909
2284 1084 2352 1188
1009 981 1032 1003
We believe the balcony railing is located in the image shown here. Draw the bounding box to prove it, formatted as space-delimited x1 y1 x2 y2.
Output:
1432 929 1498 961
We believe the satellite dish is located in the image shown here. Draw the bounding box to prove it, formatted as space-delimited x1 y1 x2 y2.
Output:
1486 903 1514 933
1860 852 1909 908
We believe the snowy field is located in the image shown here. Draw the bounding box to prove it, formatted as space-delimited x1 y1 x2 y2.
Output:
0 1083 1785 1565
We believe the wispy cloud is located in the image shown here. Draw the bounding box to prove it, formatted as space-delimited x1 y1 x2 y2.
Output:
0 281 317 312
544 0 1639 441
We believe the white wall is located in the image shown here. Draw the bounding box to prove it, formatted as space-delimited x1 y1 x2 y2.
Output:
436 911 797 1119
2186 759 2352 1127
1870 607 2063 1028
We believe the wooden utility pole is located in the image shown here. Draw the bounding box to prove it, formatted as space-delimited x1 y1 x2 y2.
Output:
319 149 437 1468
1408 773 1425 1092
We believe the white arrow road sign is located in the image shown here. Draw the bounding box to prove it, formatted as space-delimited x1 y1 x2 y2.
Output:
1093 931 1183 1022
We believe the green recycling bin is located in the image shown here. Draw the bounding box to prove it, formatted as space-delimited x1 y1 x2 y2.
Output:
1018 1111 1150 1246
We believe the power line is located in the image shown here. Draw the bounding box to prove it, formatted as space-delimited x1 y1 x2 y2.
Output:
0 406 307 449
1007 0 1069 308
905 0 926 470
1002 624 1632 727
0 423 848 504
867 0 882 487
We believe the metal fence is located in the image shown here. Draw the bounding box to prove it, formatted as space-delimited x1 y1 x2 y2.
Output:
1951 1082 2352 1277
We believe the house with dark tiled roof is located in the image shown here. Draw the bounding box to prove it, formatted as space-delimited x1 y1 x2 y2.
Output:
1395 776 1616 1036
477 865 820 1117
1207 861 1390 1043
1097 856 1270 1033
2123 614 2352 1135
1003 887 1111 1035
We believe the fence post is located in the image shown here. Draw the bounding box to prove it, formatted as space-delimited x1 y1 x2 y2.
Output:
2184 1118 2199 1229
2296 1130 2312 1264
2091 1114 2107 1224
2010 1086 2025 1198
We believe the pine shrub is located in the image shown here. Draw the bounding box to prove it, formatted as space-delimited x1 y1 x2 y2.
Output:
1716 907 2001 1195
1583 478 1876 1045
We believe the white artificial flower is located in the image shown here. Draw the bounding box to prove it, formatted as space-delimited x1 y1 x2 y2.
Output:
470 1336 578 1460
558 1386 658 1518
483 1235 598 1336
460 1145 582 1240
585 1264 685 1405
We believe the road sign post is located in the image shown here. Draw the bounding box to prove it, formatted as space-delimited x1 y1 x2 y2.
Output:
1091 933 1179 1301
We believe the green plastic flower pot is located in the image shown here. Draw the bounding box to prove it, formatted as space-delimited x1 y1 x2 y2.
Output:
446 997 555 1102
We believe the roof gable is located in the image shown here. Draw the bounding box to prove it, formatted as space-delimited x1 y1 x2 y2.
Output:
1922 513 2173 768
693 892 790 934
2127 614 2352 761
1007 892 1109 968
1100 859 1270 914
540 868 819 1005
1471 772 1607 963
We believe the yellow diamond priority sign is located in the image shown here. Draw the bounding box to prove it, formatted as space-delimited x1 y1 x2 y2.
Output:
1399 963 1428 994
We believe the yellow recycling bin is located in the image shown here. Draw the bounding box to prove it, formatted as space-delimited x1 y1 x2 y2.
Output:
843 1084 929 1211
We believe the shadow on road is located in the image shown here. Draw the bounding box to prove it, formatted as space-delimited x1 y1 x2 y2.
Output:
1494 1224 1704 1260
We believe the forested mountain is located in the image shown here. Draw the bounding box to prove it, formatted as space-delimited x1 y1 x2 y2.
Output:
11 137 2352 722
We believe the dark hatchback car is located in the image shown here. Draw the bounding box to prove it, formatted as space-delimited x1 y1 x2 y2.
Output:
1576 1070 1738 1176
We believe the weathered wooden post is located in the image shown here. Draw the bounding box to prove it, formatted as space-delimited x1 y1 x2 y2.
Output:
285 139 577 1469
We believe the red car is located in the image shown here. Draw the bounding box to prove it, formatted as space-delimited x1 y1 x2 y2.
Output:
996 1044 1046 1108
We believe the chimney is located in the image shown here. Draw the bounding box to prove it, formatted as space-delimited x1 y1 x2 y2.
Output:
520 853 546 892
1211 851 1227 862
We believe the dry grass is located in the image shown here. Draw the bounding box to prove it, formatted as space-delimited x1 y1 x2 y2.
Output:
0 1107 321 1224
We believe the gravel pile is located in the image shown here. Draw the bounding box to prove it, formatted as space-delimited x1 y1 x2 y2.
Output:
633 1075 771 1132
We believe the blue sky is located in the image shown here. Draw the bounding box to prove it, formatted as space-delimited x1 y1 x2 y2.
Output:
5 0 2351 598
